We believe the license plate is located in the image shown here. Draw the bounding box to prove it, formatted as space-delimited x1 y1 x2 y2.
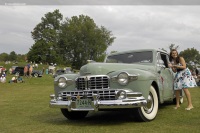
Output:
76 99 92 108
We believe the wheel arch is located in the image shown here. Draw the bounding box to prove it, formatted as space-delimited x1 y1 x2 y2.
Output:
151 81 161 104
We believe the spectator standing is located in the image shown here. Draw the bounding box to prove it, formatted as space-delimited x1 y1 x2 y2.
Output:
168 49 197 110
42 67 45 74
46 68 49 74
9 68 12 74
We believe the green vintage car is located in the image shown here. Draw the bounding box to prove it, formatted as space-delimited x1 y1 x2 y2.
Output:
50 49 183 122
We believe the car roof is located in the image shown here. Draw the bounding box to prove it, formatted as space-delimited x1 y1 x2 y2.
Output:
108 49 168 57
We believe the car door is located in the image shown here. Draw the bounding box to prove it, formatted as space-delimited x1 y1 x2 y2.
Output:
156 52 174 100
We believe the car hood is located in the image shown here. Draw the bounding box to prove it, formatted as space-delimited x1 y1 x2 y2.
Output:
80 62 155 76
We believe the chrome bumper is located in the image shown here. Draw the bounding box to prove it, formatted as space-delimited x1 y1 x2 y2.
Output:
49 93 147 111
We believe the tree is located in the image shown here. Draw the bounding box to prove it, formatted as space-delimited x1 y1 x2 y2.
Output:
169 44 179 51
9 51 17 61
0 53 9 62
179 47 200 65
28 10 115 68
28 9 63 64
17 54 26 62
160 44 179 53
59 14 115 69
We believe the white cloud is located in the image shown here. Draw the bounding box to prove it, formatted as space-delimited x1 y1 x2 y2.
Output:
0 5 200 55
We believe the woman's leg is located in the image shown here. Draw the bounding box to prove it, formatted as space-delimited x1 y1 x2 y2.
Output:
183 88 193 109
175 90 181 108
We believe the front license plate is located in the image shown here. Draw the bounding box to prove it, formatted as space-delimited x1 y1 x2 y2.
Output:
76 99 92 108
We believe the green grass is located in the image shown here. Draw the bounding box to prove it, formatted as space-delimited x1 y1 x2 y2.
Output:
1 62 200 133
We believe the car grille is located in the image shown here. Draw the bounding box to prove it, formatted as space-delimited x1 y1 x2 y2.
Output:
76 75 109 90
61 90 116 101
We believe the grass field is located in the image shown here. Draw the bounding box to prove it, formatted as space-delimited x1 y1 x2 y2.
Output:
0 63 200 133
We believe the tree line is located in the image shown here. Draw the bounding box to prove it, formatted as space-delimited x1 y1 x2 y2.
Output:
0 51 26 63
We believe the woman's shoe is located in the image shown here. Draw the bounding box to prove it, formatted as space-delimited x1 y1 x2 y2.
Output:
174 106 180 110
185 107 194 110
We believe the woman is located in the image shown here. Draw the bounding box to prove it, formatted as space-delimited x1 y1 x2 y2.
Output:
24 65 28 77
169 49 197 110
28 65 33 77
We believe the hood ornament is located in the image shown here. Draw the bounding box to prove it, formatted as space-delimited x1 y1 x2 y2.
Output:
84 72 91 75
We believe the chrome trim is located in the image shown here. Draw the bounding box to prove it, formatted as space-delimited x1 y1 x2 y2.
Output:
76 75 110 90
49 91 147 111
55 77 74 88
111 72 138 83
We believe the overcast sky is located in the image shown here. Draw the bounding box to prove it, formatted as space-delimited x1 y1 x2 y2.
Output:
0 5 200 55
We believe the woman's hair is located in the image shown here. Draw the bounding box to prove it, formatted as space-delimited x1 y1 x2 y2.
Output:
169 49 181 63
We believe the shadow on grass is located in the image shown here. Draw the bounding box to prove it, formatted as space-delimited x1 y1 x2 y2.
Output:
31 102 176 126
31 110 141 126
159 101 175 110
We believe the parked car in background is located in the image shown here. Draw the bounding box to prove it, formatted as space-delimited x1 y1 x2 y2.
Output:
12 67 43 77
11 66 18 74
50 49 184 122
53 67 73 78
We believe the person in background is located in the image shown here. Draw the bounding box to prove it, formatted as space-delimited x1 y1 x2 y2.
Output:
24 65 28 77
17 76 24 83
9 76 17 83
46 68 49 74
9 68 12 74
42 67 45 74
0 74 6 83
168 49 197 110
28 65 33 77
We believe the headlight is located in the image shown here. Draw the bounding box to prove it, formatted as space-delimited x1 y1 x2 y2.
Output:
58 77 67 88
117 72 129 85
117 90 126 99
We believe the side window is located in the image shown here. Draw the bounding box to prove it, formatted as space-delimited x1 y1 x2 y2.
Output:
156 52 169 68
160 53 169 68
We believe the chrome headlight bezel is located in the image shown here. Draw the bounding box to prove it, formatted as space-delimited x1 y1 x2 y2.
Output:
117 72 129 85
58 77 67 88
111 72 138 85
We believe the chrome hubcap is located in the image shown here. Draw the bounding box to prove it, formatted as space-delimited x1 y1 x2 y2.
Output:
143 93 154 114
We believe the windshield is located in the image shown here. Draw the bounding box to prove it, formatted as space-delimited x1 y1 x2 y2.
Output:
106 51 153 64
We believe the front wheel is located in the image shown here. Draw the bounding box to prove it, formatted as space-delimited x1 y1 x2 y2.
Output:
133 86 158 122
61 109 88 120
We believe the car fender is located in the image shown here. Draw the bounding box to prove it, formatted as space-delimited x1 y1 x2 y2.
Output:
108 69 157 100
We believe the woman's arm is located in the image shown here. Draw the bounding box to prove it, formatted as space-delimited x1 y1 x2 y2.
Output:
168 63 177 73
173 57 186 70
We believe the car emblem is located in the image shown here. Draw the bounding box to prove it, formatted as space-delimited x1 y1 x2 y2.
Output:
76 95 80 100
85 76 88 81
